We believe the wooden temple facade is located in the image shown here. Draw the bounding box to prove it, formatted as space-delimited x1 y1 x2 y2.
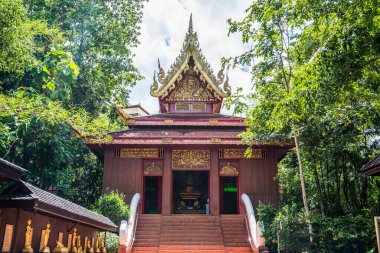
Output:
88 17 292 253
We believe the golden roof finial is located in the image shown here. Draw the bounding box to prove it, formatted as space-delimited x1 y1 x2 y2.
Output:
188 13 193 33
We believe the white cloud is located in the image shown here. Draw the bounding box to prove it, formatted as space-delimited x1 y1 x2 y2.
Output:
129 0 252 115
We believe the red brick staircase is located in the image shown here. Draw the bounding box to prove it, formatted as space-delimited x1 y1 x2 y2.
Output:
131 214 256 253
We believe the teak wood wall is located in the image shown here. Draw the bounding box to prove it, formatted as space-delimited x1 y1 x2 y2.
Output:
103 148 281 214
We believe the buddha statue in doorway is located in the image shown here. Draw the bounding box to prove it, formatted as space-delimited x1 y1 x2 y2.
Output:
178 173 201 210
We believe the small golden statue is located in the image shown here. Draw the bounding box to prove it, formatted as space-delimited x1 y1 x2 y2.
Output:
71 228 77 253
53 241 68 253
100 236 106 253
95 233 100 253
41 223 51 253
77 236 82 253
86 240 93 253
23 218 34 253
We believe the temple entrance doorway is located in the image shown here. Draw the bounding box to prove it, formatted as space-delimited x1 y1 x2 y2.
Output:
220 177 239 214
172 171 209 214
143 176 162 214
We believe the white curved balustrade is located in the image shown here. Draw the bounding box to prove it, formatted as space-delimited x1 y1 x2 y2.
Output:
241 193 265 249
119 193 141 249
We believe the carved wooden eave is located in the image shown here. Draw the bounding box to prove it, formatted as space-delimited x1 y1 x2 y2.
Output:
150 15 231 100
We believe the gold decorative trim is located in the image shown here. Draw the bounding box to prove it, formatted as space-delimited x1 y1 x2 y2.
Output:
224 149 263 159
176 103 190 111
219 162 238 176
162 137 173 144
164 120 174 125
120 148 159 158
210 138 221 144
172 150 210 169
192 103 206 111
251 149 263 158
209 120 219 125
144 162 162 175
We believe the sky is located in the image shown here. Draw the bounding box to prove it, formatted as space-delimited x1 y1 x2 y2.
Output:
129 0 252 115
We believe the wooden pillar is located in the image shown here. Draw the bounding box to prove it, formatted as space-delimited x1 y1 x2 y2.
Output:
162 149 172 215
210 149 219 215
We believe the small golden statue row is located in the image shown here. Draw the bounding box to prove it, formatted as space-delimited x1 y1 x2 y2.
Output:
71 229 106 253
22 219 105 253
22 219 52 253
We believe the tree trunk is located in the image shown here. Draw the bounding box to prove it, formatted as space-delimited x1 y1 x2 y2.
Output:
293 133 313 243
311 154 325 216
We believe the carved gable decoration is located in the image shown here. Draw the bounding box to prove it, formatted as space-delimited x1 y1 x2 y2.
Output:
150 15 231 100
144 162 162 175
166 74 216 102
172 150 210 169
219 162 239 176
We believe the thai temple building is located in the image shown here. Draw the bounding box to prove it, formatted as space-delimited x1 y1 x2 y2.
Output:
88 16 292 253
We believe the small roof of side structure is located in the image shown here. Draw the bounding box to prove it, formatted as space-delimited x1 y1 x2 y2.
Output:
0 157 27 181
362 153 380 176
0 159 117 231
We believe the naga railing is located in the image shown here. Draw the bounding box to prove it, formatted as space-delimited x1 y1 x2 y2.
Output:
241 193 265 251
119 193 141 252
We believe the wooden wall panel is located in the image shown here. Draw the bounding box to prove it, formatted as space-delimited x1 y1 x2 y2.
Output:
239 150 279 209
103 149 142 204
210 149 219 215
0 209 98 253
162 149 172 215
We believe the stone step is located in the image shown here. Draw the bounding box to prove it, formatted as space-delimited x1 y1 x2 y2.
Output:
132 215 255 253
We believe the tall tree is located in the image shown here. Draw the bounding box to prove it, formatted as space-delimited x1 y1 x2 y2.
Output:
23 0 145 113
225 0 380 251
225 0 314 241
0 0 145 208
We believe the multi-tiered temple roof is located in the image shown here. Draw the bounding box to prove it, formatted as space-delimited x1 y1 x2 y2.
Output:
150 15 231 114
87 16 293 159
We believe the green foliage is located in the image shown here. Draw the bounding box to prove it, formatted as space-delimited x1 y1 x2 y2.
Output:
33 49 79 101
99 232 118 253
258 203 376 252
93 190 130 226
23 0 146 113
226 0 380 251
0 89 126 206
0 0 144 209
0 0 35 74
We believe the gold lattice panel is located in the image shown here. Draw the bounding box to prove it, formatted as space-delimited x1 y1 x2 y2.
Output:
120 148 159 158
172 150 210 169
223 149 263 159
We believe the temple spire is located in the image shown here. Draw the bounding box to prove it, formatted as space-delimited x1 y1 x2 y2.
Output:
188 13 193 33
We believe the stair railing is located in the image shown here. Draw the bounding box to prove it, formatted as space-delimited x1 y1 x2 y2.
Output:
375 216 380 253
241 193 265 250
119 193 141 252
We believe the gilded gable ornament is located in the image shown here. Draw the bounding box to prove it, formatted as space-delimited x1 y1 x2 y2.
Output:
144 162 162 175
150 15 231 99
166 75 215 102
220 162 239 176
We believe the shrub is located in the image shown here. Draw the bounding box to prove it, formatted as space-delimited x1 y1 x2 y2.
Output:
93 190 130 226
99 232 118 253
257 203 376 253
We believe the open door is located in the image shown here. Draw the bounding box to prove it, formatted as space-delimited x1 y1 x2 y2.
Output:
220 176 239 214
143 176 162 214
